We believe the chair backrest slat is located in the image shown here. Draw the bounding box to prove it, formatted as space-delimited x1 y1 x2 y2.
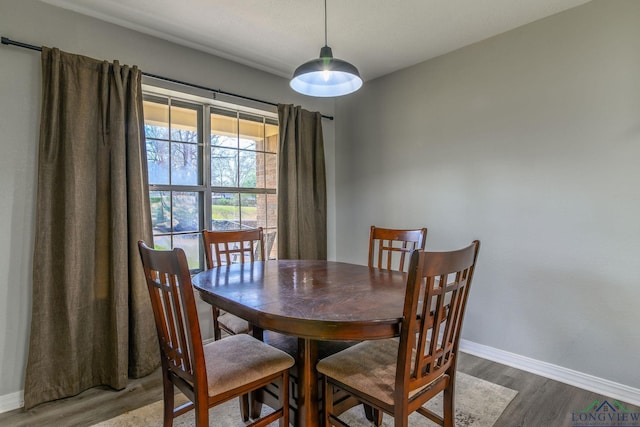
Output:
368 226 427 272
160 273 182 368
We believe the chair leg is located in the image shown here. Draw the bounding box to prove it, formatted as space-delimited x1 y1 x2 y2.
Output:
364 404 383 426
250 390 264 419
250 327 266 419
393 401 410 427
194 399 209 427
280 372 290 427
162 371 174 427
375 410 383 426
443 377 456 427
323 377 334 427
240 394 250 421
212 307 222 341
393 414 409 427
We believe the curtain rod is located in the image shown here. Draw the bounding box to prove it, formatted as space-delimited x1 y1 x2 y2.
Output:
1 36 334 120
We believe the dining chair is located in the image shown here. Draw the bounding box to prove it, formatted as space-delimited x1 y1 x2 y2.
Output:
202 228 265 341
138 241 294 427
363 226 429 423
368 226 428 272
318 241 481 427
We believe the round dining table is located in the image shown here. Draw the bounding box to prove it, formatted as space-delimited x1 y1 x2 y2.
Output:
192 259 407 427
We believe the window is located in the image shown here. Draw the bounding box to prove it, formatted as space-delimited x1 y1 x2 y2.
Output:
143 93 278 270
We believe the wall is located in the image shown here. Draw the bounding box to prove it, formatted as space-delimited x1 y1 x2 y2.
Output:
0 0 336 404
335 0 640 394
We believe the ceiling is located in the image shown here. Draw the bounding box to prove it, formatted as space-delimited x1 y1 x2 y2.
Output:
41 0 591 82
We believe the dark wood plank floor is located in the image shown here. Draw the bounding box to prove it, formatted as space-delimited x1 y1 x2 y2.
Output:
1 352 637 427
456 353 639 427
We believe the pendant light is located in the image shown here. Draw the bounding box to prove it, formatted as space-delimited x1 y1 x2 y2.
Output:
290 0 362 97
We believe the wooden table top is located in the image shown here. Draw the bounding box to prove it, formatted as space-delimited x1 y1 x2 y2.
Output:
192 259 407 341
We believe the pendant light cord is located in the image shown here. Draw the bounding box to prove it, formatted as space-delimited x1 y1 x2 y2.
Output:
324 0 328 47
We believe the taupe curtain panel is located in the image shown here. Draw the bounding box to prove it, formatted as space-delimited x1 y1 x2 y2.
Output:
277 104 327 260
24 47 156 408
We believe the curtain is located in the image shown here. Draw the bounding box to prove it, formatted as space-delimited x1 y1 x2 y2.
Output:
24 47 156 408
277 104 327 260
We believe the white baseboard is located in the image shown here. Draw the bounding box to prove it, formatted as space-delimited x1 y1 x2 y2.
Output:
460 339 640 407
0 390 23 414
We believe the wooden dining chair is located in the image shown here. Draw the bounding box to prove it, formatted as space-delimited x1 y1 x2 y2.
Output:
202 228 265 341
363 226 429 423
318 241 481 427
138 241 294 427
368 226 428 272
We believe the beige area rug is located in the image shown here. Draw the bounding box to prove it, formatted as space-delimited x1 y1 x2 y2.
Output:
93 372 517 427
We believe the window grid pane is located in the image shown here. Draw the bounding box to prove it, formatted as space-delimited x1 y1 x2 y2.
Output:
144 95 278 268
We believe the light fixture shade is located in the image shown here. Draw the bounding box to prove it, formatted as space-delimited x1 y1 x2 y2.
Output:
290 46 362 97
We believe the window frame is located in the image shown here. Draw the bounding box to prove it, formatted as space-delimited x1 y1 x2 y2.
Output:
143 86 278 271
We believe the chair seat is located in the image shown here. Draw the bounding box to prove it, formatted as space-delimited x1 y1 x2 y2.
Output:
218 312 251 334
204 333 294 398
317 338 440 407
317 339 398 406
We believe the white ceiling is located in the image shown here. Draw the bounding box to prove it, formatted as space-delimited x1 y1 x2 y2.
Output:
41 0 591 81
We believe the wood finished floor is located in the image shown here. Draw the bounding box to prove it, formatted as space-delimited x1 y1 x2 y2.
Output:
1 352 637 427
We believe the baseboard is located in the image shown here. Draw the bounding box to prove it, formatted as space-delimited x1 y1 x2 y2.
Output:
460 339 640 407
0 390 23 414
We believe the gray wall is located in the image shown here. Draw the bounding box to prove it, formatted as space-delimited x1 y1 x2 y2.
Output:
335 0 640 388
0 0 335 398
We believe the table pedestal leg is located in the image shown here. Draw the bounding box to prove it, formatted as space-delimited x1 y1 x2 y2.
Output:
297 337 319 427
